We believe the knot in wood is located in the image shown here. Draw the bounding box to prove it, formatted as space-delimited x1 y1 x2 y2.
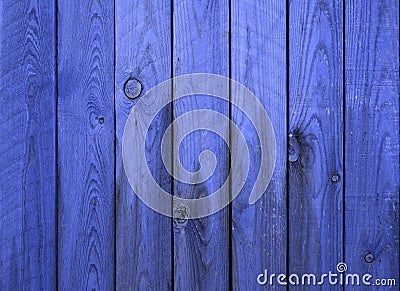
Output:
174 206 189 224
124 78 142 99
288 133 300 162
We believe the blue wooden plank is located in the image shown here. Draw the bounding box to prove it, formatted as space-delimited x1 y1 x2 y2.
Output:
289 0 344 283
345 0 399 289
115 0 173 289
172 0 230 289
231 0 287 289
57 0 115 289
0 0 56 289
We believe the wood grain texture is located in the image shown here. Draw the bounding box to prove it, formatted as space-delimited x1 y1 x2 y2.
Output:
172 0 229 289
231 0 287 289
345 0 399 288
57 0 114 289
0 0 56 289
115 0 173 290
1 2 399 289
289 0 344 282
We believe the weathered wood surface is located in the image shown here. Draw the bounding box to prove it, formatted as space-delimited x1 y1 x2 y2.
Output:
58 0 115 289
345 0 399 289
0 0 398 290
115 0 173 290
0 0 56 289
172 0 230 290
231 0 287 289
288 0 344 286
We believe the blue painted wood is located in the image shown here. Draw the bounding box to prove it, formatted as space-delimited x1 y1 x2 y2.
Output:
0 1 398 289
172 0 230 289
57 0 115 289
289 0 344 284
231 0 287 289
345 0 399 288
115 0 173 290
0 0 56 289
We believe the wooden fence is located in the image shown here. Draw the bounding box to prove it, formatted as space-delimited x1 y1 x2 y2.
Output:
0 0 398 290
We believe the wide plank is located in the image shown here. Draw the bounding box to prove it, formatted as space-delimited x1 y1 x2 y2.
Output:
58 0 115 289
288 0 344 284
345 0 399 288
115 0 173 289
231 0 287 289
172 0 230 289
0 0 56 289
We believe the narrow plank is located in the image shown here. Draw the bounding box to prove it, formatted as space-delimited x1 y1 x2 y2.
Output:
115 0 173 289
289 0 344 282
345 0 399 288
172 0 230 289
0 0 56 289
58 0 115 289
231 0 287 289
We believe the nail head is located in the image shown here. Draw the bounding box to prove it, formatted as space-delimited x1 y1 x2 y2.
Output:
331 174 340 182
364 253 375 263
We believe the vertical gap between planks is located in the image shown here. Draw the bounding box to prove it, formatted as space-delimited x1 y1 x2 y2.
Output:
113 0 117 288
170 0 175 289
342 1 346 287
285 0 290 290
55 0 59 288
228 0 232 289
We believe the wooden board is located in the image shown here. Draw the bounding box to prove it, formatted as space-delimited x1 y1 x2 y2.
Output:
57 0 115 289
115 0 173 289
0 1 398 289
231 0 287 289
0 0 56 289
172 0 230 289
345 0 399 287
289 0 344 277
